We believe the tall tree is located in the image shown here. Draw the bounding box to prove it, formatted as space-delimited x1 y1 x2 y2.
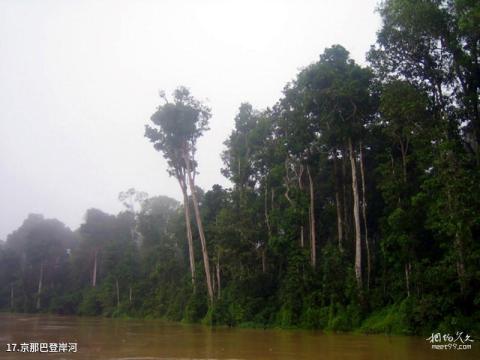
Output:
145 87 214 303
279 45 375 290
79 209 117 288
368 0 480 161
5 214 74 311
369 0 480 298
118 187 148 245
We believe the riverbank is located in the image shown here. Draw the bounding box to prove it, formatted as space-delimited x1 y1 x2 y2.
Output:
2 313 478 360
4 291 479 339
12 297 475 338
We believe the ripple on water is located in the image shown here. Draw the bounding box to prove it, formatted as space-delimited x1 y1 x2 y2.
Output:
41 325 70 330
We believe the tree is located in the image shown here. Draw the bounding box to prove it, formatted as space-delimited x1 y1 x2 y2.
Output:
277 79 319 268
78 209 117 288
118 187 148 245
222 104 275 273
145 86 214 303
369 0 480 300
377 80 432 297
4 214 75 311
279 45 375 292
368 0 480 162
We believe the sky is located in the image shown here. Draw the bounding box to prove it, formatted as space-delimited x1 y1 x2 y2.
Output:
0 0 381 240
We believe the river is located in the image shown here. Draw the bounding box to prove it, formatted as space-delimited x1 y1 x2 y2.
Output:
0 313 477 359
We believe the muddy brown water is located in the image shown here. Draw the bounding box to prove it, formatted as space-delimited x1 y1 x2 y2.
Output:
0 313 478 359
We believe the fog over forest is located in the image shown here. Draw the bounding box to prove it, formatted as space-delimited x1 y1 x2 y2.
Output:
0 0 380 240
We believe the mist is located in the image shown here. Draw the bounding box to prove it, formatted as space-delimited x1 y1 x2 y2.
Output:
0 0 380 239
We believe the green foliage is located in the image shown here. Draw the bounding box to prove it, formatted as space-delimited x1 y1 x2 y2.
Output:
360 300 411 335
184 292 208 323
78 288 103 316
327 303 363 332
49 292 82 315
1 9 480 339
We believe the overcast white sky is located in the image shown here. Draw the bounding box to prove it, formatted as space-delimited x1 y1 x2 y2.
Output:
0 0 380 240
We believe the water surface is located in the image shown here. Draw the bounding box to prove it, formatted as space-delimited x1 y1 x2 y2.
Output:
0 313 477 359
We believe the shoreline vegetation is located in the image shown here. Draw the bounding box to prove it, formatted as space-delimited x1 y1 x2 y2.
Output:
1 304 463 338
1 0 479 339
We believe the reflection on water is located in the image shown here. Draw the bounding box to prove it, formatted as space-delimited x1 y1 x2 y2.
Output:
0 313 477 359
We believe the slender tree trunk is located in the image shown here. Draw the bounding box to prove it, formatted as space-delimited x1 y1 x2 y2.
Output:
284 160 305 248
92 249 98 287
181 184 196 292
216 257 221 299
261 248 266 273
342 154 350 242
349 138 362 291
186 158 214 303
335 192 344 251
399 140 408 184
264 184 271 263
10 284 14 310
359 143 371 290
405 262 411 297
264 185 272 238
399 142 412 298
445 172 467 295
271 189 275 212
307 165 316 268
36 261 44 310
284 157 295 208
454 230 467 294
129 285 132 304
382 252 387 298
212 269 216 297
298 167 305 249
333 152 343 251
238 159 241 188
115 278 120 308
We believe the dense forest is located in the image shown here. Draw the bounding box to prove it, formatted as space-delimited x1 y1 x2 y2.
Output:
1 0 479 336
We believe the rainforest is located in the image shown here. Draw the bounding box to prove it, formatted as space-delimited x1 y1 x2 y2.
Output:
1 0 479 338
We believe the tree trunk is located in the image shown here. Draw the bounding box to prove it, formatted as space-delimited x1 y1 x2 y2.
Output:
342 154 350 242
115 278 120 308
216 257 221 299
92 249 98 287
333 152 343 251
36 261 44 310
271 189 275 212
129 285 132 304
307 165 316 268
10 284 14 310
264 184 271 260
405 262 411 297
264 185 272 239
349 138 362 291
261 248 266 273
455 230 467 294
186 158 214 304
359 143 371 290
445 178 467 295
399 140 408 184
181 185 196 292
212 269 216 297
300 226 305 248
298 167 305 249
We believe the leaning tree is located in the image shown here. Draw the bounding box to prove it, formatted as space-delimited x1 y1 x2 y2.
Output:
145 87 214 302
